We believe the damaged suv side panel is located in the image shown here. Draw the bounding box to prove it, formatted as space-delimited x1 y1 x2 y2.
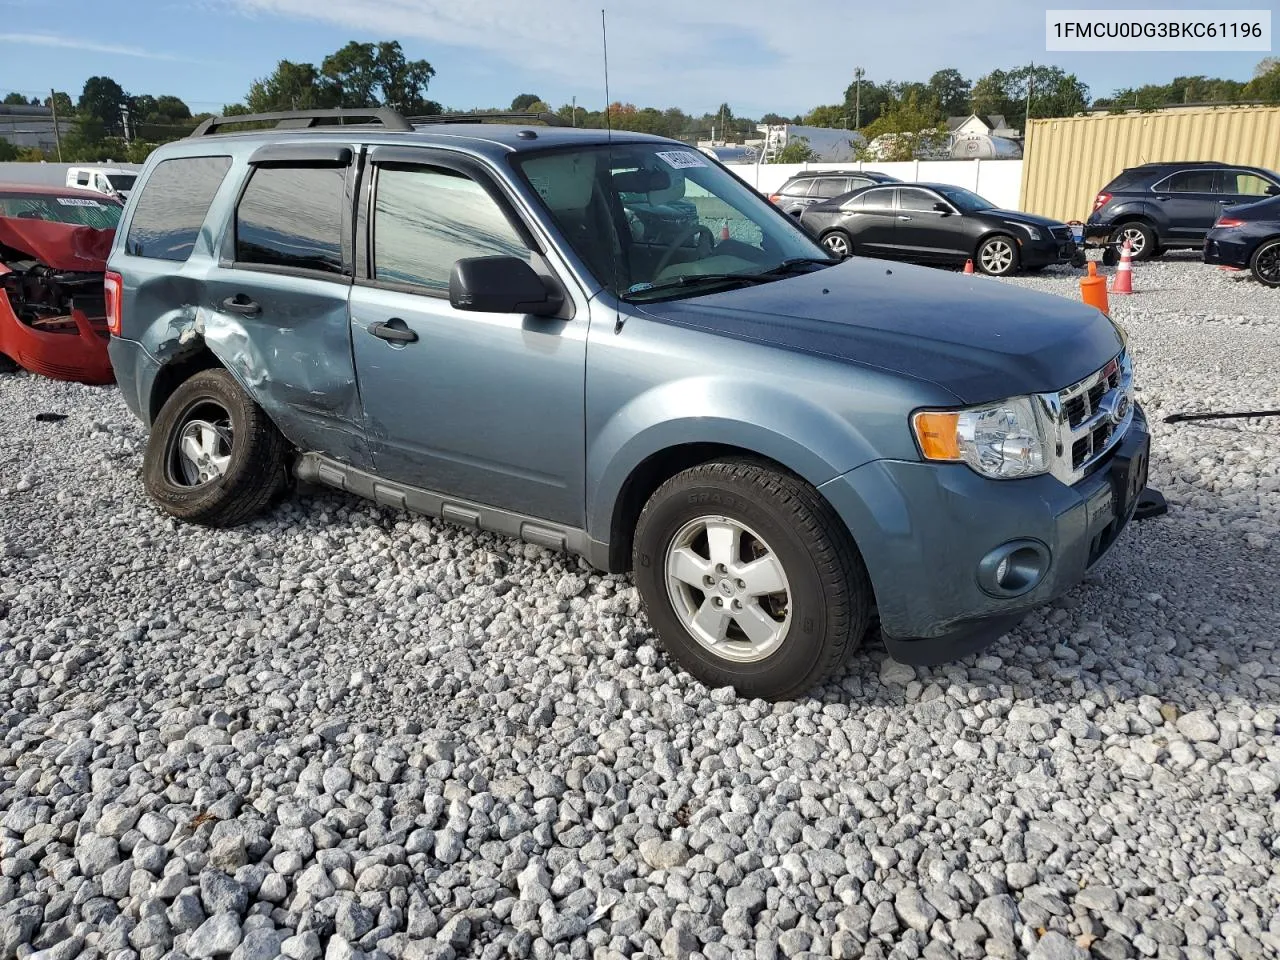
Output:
116 148 370 467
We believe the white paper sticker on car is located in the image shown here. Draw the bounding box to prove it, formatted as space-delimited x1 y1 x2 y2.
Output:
656 151 707 169
56 197 104 207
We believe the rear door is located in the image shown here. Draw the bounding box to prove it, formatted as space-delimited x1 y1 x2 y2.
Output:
1151 169 1223 242
894 186 964 261
200 144 372 468
844 186 899 255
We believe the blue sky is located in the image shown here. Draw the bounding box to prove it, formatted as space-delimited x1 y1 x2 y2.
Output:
0 0 1272 118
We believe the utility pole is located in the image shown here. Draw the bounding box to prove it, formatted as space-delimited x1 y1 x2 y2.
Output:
49 88 64 162
854 67 864 129
572 95 576 126
1025 61 1034 130
120 103 131 144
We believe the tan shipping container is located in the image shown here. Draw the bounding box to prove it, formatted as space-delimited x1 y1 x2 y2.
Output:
1021 107 1280 223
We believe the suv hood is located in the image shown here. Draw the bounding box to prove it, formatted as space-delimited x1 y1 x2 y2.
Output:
636 257 1123 403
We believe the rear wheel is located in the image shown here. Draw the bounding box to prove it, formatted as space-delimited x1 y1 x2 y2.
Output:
632 459 872 701
976 235 1019 276
142 368 289 527
1111 222 1156 261
1250 239 1280 287
820 230 852 259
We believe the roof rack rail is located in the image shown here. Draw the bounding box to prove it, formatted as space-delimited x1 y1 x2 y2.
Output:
189 108 413 137
405 111 570 128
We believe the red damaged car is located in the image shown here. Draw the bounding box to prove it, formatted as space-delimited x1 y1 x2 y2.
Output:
0 183 121 385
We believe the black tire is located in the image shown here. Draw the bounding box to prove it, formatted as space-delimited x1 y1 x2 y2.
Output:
976 234 1020 276
142 368 289 527
1250 239 1280 287
632 459 872 701
820 230 853 259
1110 222 1156 261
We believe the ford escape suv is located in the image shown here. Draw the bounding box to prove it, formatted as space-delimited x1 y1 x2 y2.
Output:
106 108 1150 701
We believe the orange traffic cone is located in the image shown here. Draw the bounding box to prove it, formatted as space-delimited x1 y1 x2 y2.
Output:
720 220 730 242
1111 239 1135 294
963 259 974 274
1080 261 1109 316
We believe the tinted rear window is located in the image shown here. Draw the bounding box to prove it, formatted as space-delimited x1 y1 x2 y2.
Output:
234 165 347 276
780 179 813 196
125 156 232 261
812 178 848 199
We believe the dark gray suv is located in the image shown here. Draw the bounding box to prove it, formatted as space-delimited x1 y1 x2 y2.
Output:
768 170 901 218
105 108 1149 700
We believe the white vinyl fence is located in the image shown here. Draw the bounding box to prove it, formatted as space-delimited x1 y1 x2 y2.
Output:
726 159 1025 212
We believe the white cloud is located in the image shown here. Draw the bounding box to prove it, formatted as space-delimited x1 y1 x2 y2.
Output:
230 0 1035 114
0 32 186 61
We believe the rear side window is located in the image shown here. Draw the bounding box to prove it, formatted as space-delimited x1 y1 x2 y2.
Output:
862 187 895 209
1160 170 1217 193
125 156 232 261
812 178 848 198
234 165 347 276
780 179 812 197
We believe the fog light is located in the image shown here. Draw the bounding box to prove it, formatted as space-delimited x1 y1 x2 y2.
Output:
977 540 1050 598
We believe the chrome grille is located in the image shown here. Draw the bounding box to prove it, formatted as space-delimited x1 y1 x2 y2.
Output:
1049 225 1072 241
1036 350 1134 485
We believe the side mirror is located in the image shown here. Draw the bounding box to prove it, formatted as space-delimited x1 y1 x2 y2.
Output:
933 202 951 215
1267 184 1280 196
449 256 563 316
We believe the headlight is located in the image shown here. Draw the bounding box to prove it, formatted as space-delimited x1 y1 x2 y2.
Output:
1009 222 1042 241
912 397 1048 479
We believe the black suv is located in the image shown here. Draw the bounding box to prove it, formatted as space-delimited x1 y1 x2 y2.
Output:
1085 161 1280 261
769 170 901 217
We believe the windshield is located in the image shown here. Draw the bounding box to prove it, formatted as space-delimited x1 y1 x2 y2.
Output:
933 185 996 213
0 194 123 230
106 174 137 193
512 143 832 301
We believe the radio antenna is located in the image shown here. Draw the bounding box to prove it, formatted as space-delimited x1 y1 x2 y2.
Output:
602 7 625 333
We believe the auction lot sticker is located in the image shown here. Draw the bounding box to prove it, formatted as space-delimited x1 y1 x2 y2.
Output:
1046 9 1271 51
657 151 708 170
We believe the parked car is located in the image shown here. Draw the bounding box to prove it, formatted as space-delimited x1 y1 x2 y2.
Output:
1203 193 1280 287
65 166 138 201
801 182 1081 275
768 170 900 217
1084 161 1280 261
107 108 1149 701
0 183 121 384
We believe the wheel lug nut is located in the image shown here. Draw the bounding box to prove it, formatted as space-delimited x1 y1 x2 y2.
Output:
736 579 746 590
713 597 723 607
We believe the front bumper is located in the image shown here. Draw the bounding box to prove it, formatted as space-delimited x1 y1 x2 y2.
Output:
1020 236 1078 267
818 403 1151 665
0 292 114 386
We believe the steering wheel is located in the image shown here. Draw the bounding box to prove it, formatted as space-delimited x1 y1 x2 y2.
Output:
653 222 716 279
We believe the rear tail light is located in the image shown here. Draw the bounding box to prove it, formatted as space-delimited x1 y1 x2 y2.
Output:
1092 192 1111 213
1214 217 1244 228
768 194 782 204
104 271 122 336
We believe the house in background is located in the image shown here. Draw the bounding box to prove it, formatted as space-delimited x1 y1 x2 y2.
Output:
947 114 1022 141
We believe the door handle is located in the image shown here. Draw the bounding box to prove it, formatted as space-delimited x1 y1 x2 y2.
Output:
1155 196 1171 201
897 215 912 221
369 319 418 344
220 295 260 317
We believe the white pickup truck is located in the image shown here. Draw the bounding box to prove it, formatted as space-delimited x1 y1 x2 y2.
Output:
65 166 137 200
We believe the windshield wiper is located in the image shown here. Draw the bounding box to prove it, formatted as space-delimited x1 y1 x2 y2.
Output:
755 256 838 276
621 272 773 300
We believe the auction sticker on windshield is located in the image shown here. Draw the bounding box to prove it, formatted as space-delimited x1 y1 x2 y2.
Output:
57 197 104 207
656 151 708 169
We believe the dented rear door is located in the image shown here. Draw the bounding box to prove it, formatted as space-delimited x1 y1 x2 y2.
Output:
200 144 372 468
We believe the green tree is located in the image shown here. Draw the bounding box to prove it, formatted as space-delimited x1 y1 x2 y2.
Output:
511 93 542 111
246 60 337 112
79 76 128 136
842 75 894 127
0 138 17 161
970 69 1014 121
1246 58 1280 102
859 89 947 160
3 92 32 106
927 68 971 116
45 91 74 115
775 136 817 163
803 104 850 128
1012 65 1088 126
760 112 789 125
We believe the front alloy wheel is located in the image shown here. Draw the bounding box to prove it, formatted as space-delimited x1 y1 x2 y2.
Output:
977 236 1018 276
665 515 792 663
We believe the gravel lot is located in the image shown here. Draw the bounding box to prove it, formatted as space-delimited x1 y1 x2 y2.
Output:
2 256 1278 960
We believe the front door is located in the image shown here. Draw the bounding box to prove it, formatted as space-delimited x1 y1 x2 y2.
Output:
1217 168 1279 215
348 151 587 526
847 186 899 255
